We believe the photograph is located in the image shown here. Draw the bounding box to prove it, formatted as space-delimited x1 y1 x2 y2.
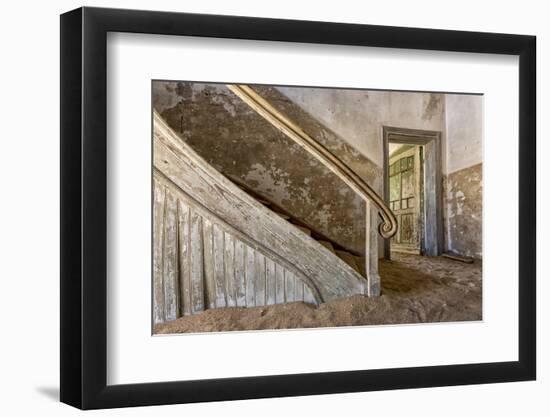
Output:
151 81 483 334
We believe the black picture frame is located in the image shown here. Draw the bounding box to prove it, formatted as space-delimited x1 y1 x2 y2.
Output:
60 6 536 410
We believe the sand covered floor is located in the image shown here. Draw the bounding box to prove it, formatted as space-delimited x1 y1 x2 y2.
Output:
154 253 482 334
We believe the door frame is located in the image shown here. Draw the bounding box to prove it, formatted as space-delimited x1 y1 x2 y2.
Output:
382 126 443 259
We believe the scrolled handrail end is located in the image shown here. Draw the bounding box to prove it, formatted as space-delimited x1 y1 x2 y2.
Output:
378 221 398 239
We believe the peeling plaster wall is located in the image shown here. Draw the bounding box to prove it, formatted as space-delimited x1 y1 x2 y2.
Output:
258 86 383 194
276 87 446 168
153 81 382 254
443 94 483 258
443 163 483 258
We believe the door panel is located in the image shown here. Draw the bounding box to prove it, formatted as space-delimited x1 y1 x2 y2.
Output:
389 147 421 253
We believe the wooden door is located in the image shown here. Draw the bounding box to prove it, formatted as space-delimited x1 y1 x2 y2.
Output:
389 146 421 253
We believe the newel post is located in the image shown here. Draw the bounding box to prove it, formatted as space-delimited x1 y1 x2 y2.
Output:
365 200 381 296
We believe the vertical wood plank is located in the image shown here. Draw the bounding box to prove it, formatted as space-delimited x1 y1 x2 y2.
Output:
163 189 179 321
285 270 295 302
190 210 205 314
213 224 227 308
234 239 247 307
254 251 266 306
275 264 285 304
303 286 316 305
295 279 304 301
202 218 216 309
178 200 191 316
152 179 165 324
245 246 255 306
224 232 236 307
265 258 276 305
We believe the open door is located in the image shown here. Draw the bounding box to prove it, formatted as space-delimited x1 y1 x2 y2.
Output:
383 126 443 259
389 145 423 254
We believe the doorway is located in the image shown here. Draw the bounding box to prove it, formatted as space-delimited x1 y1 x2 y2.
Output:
383 126 443 259
388 144 423 254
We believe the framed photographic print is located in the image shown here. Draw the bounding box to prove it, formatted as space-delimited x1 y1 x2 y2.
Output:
60 6 536 409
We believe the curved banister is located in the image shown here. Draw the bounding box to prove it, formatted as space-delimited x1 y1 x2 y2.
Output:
226 84 398 239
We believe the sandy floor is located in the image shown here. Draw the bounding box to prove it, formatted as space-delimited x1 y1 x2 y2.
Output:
154 253 482 334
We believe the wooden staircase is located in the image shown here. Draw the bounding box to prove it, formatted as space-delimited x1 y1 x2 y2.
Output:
153 112 371 325
231 180 367 278
153 85 397 324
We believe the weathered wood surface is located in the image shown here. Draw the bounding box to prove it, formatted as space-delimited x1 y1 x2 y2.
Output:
153 112 368 321
153 172 321 324
365 200 381 296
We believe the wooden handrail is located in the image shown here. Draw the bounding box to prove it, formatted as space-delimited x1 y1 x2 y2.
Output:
226 84 398 239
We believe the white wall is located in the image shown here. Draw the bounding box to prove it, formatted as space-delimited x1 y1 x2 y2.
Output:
445 94 484 174
0 1 545 417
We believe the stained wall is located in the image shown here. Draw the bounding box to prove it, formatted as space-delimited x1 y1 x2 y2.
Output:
443 94 483 258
